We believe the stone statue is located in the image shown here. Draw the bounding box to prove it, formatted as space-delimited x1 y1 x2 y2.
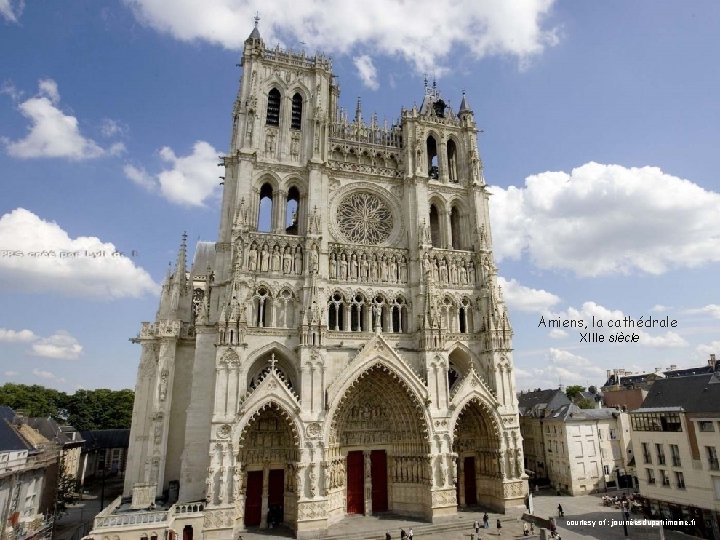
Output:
283 246 292 274
294 246 303 273
248 244 258 271
271 245 281 272
260 244 269 271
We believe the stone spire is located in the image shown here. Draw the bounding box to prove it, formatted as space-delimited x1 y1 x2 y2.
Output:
172 231 187 286
355 96 362 123
246 13 263 44
459 91 470 113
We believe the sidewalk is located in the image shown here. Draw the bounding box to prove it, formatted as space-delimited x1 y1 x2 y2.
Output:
52 477 124 540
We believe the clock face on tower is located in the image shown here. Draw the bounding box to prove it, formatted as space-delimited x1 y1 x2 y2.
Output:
336 192 393 245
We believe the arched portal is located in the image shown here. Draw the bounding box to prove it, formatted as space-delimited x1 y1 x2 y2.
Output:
237 403 300 529
326 364 431 522
452 399 502 509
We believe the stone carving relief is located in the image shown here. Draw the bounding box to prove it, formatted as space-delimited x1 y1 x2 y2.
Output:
328 244 408 284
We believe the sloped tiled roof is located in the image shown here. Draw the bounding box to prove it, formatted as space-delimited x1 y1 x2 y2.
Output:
0 418 30 452
517 389 571 416
639 373 720 413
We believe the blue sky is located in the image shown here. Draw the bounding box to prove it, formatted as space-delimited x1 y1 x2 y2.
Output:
0 1 718 392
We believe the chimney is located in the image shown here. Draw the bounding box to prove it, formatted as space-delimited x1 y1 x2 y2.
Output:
710 354 717 368
669 365 677 371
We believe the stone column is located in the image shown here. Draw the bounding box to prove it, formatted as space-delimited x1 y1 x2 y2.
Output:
261 464 270 528
363 450 372 516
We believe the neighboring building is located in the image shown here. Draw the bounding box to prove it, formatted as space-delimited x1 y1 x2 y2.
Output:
89 21 527 540
631 372 720 539
518 392 633 495
602 355 719 411
518 389 571 483
27 417 84 493
0 408 59 540
542 404 632 495
80 430 130 481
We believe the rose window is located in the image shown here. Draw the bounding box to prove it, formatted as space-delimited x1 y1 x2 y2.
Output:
336 192 393 245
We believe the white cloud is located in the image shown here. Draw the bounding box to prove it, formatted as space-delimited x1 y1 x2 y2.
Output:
31 331 82 360
0 328 37 343
32 368 66 383
123 0 558 72
4 371 18 377
1 81 22 100
498 276 560 313
697 341 720 358
548 328 567 339
353 55 379 90
124 163 156 190
4 79 108 160
101 118 128 138
157 141 221 206
550 301 688 348
651 304 669 312
490 162 720 276
684 304 720 319
124 142 220 206
0 208 159 298
515 348 605 390
0 0 23 23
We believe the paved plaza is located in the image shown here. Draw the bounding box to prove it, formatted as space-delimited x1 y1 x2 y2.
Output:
237 491 701 540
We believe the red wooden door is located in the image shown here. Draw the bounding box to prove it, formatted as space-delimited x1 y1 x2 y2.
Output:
464 456 477 505
346 451 365 514
244 470 263 526
268 469 284 506
371 450 388 512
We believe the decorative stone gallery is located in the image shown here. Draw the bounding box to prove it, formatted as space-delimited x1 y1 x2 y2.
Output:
89 21 526 540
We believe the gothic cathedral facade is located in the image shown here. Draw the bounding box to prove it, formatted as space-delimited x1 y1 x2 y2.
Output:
96 24 526 540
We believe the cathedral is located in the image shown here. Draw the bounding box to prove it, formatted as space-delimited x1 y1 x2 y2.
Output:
90 22 526 540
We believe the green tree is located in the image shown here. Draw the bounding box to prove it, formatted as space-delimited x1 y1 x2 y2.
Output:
565 385 586 400
0 383 68 418
65 388 135 431
576 397 596 409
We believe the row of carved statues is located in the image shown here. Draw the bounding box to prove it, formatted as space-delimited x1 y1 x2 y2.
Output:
329 248 409 283
422 252 477 285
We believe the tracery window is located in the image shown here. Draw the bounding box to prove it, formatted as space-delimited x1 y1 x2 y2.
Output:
328 293 345 331
391 296 408 333
336 192 393 245
350 293 367 332
291 92 303 129
266 88 281 126
253 287 272 327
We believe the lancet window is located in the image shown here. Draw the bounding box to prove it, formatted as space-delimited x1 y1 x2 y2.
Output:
429 204 441 248
450 206 463 249
285 185 300 234
258 182 274 232
447 139 458 182
427 135 439 179
266 88 281 126
350 293 368 332
291 92 303 130
459 297 472 334
391 296 408 333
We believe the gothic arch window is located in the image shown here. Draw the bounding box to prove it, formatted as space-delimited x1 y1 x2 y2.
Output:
459 297 472 334
441 296 457 332
350 293 368 332
447 139 458 182
278 289 296 328
448 363 461 390
328 292 345 331
258 182 274 232
253 286 272 327
285 185 301 234
426 135 439 179
429 204 441 248
291 92 303 130
391 296 408 333
266 88 281 126
450 205 463 249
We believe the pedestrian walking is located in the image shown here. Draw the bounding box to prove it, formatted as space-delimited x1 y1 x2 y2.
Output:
400 528 407 540
483 512 489 528
557 503 564 517
408 527 413 540
473 519 480 534
530 522 535 534
386 530 391 540
496 519 502 529
523 522 529 536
